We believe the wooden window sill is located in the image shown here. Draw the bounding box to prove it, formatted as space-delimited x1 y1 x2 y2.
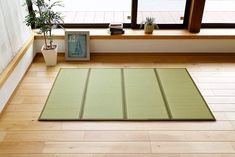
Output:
34 28 235 40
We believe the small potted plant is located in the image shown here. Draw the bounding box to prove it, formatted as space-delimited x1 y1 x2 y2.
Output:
143 17 159 34
25 0 63 66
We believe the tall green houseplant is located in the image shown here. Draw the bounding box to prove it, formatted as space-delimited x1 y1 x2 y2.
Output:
25 0 63 50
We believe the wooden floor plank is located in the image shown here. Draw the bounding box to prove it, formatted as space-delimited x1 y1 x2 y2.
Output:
18 83 53 90
3 131 84 142
0 121 233 131
43 142 151 153
0 121 62 130
6 104 44 112
149 131 235 142
94 154 180 157
0 142 44 153
180 154 235 157
230 121 235 130
205 97 235 104
10 96 48 104
232 142 235 150
0 112 40 121
210 104 235 112
212 90 235 96
5 128 235 142
0 155 92 157
22 77 55 83
14 90 50 96
0 155 56 157
83 131 149 142
0 131 6 142
197 83 235 90
151 142 235 153
61 121 234 131
3 131 149 142
1 154 235 157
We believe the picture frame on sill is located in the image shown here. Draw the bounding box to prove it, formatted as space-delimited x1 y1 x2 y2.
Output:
65 31 90 61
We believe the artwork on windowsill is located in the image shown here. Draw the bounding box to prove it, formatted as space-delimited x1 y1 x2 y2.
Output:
65 31 90 61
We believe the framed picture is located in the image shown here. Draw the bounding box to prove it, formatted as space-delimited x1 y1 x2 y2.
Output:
65 31 90 61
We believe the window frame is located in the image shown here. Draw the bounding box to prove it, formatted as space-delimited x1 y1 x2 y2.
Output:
27 0 192 29
201 23 235 28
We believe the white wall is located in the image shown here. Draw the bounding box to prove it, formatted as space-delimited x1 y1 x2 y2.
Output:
0 0 33 112
35 39 235 53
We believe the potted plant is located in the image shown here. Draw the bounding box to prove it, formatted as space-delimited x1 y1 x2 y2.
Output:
25 0 63 66
142 17 159 34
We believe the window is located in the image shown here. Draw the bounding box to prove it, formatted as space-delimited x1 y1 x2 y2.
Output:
202 0 235 27
137 0 187 24
55 0 132 24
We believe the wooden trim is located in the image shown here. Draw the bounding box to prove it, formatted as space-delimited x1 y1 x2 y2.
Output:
34 35 235 40
34 29 235 40
188 0 206 33
183 0 192 27
35 35 65 40
131 0 138 29
0 36 34 89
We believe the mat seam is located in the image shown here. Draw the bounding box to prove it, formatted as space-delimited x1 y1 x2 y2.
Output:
78 68 91 119
121 68 127 119
154 69 173 120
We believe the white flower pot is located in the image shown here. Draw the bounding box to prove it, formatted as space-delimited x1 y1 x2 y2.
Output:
41 45 58 66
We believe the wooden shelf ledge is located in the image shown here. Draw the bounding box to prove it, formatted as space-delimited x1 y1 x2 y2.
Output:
34 28 235 40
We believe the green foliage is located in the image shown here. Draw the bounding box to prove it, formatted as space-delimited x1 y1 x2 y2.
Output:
24 0 64 49
145 17 155 25
145 17 159 29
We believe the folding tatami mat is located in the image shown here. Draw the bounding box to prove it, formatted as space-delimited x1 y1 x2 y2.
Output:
39 68 215 121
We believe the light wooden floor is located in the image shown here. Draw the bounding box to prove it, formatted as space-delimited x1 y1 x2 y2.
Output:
1 53 235 156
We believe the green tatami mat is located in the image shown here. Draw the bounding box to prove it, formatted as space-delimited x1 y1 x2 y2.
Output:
39 69 89 120
156 69 215 120
124 69 169 120
39 68 215 121
82 69 124 120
